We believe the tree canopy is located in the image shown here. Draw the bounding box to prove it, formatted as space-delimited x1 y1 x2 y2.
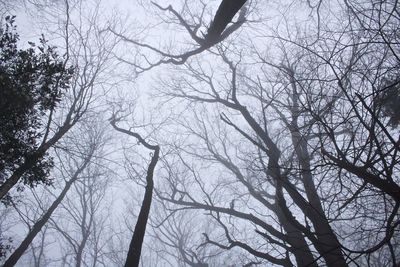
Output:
0 16 73 193
0 0 399 266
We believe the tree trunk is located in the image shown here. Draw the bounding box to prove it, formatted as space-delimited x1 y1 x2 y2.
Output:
124 146 159 267
3 156 90 267
0 123 72 200
275 203 318 267
291 128 348 267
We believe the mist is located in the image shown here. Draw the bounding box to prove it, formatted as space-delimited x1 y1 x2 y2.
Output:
0 0 399 266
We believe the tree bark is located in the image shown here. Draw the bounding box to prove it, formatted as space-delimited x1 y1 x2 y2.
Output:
274 203 318 267
205 0 247 42
124 146 159 267
110 118 160 267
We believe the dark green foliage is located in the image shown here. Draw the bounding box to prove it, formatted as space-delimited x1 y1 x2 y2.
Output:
0 16 73 189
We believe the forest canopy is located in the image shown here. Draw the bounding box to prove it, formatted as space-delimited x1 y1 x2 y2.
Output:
0 0 399 266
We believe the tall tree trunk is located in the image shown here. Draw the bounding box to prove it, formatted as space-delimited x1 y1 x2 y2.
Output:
284 71 348 267
275 203 318 267
124 146 159 267
110 117 161 267
295 140 347 267
3 154 91 267
290 119 348 266
75 232 89 267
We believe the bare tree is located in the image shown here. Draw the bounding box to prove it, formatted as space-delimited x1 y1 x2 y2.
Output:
50 148 112 267
147 200 233 267
108 0 249 73
150 13 399 263
110 114 160 267
112 0 397 266
0 0 122 265
2 117 107 267
1 0 398 266
0 0 119 201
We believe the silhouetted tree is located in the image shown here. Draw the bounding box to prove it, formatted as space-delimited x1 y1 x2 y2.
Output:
108 0 248 72
110 114 160 267
0 16 73 198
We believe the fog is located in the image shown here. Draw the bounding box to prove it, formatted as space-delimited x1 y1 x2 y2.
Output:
0 0 399 266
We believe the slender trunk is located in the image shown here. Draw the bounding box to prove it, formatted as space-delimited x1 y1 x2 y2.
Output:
76 189 89 267
285 73 348 267
291 129 348 267
275 203 318 267
75 230 90 267
124 147 159 267
3 156 90 267
236 105 319 266
75 244 84 267
110 118 160 267
301 170 347 266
